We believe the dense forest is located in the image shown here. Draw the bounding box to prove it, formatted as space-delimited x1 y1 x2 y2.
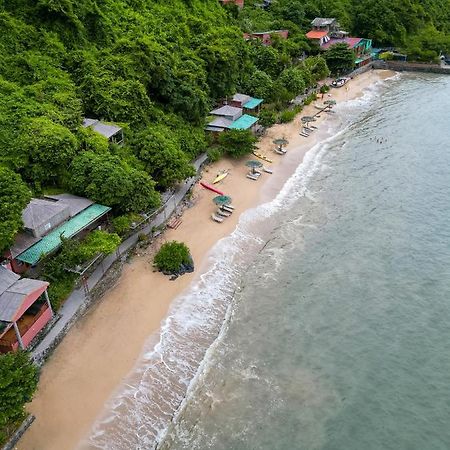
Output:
0 0 449 253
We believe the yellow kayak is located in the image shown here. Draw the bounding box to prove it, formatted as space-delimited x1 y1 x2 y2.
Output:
253 152 273 163
213 171 228 184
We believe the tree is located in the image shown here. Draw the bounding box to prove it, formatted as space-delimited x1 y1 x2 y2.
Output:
0 352 39 430
324 43 355 75
154 241 191 273
278 67 307 98
69 152 160 213
0 167 31 253
241 68 273 100
17 117 78 185
218 130 257 158
303 56 330 81
134 126 195 190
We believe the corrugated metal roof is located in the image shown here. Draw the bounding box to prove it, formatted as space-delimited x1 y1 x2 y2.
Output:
210 105 242 116
232 93 251 104
321 37 362 50
243 98 263 109
45 194 94 217
306 30 329 39
311 18 336 27
17 204 111 265
82 118 122 139
0 266 20 296
0 267 48 322
208 117 233 128
22 199 70 233
229 114 259 130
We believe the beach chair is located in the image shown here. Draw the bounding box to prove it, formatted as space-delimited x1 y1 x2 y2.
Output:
263 167 273 174
299 132 309 137
274 148 285 155
223 204 235 210
247 173 259 180
216 209 231 218
310 125 318 130
211 213 223 223
221 205 234 213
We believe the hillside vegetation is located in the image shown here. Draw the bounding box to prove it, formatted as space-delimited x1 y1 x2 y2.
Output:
0 0 449 252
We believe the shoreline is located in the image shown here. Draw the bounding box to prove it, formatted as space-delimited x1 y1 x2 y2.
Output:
18 69 394 450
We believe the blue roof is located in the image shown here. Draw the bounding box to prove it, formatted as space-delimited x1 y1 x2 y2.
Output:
243 98 263 109
17 204 111 265
229 114 259 130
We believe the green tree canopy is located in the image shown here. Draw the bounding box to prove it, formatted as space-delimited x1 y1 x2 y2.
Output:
154 241 191 273
0 352 38 429
0 167 31 253
69 151 160 213
324 43 355 75
218 130 257 159
134 125 196 190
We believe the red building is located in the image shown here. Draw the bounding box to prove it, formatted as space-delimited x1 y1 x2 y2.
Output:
243 30 289 46
0 266 53 353
220 0 244 8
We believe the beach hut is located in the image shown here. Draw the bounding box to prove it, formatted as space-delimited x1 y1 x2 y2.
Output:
0 266 53 353
82 118 124 146
6 195 111 273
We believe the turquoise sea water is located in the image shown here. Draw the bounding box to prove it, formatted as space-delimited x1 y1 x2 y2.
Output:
87 73 450 450
160 73 450 450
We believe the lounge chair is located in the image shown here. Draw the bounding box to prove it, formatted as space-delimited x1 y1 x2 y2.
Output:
274 148 285 155
211 213 223 223
310 125 318 130
263 167 273 174
221 205 234 213
223 204 235 211
216 209 231 218
247 173 259 180
299 132 309 137
304 127 314 133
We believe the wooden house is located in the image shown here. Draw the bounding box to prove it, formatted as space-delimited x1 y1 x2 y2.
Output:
0 266 53 353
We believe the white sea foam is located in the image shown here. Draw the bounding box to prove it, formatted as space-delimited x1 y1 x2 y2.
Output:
84 75 394 450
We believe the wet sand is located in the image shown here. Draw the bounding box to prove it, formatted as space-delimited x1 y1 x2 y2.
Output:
18 70 393 450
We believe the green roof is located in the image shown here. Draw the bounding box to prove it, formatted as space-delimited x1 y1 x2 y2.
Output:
17 204 111 265
243 98 263 109
229 114 259 130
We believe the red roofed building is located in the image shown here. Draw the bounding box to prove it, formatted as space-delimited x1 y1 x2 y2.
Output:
0 266 53 353
305 30 330 46
220 0 244 8
243 30 289 46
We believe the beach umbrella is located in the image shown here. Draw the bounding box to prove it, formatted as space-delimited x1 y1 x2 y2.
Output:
213 195 232 206
273 138 289 150
301 116 316 128
324 99 336 107
245 160 263 173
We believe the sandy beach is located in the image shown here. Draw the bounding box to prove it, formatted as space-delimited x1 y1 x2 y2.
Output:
18 69 393 450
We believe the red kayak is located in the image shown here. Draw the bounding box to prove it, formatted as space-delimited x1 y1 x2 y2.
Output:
200 182 224 196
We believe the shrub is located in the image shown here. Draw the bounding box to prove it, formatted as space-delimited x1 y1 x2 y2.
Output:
279 109 297 123
207 147 222 162
303 93 317 106
47 275 76 310
320 84 330 94
112 213 142 236
259 109 277 127
0 351 39 442
218 130 257 158
154 241 191 273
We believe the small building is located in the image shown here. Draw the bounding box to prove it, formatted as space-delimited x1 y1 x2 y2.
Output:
244 30 289 46
321 37 373 67
6 195 111 273
210 105 243 122
0 266 53 353
206 104 259 134
305 30 330 47
220 0 244 7
82 118 124 145
311 18 340 34
227 93 264 113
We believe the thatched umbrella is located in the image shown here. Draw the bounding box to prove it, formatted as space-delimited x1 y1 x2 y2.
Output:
324 99 337 108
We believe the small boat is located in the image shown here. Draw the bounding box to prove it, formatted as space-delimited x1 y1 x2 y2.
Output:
332 77 350 88
252 151 273 163
200 182 225 195
212 171 228 184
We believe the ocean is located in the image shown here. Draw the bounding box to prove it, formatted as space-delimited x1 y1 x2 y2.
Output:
86 72 450 450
